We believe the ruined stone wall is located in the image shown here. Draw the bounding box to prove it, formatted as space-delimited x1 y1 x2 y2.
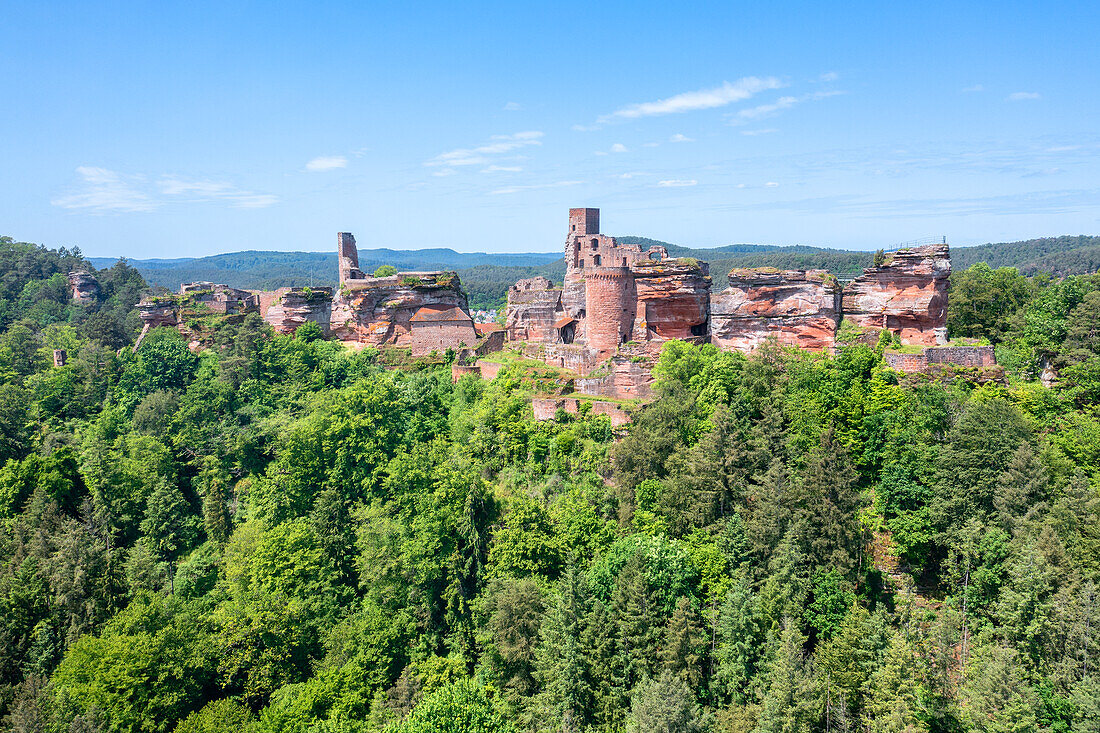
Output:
926 345 996 367
584 268 635 355
711 269 840 351
331 272 473 347
338 232 365 282
397 321 478 355
504 277 563 342
842 245 950 346
531 397 632 426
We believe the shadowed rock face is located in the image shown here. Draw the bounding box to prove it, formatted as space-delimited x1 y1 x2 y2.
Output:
630 260 711 343
711 269 840 351
842 245 950 346
68 271 100 304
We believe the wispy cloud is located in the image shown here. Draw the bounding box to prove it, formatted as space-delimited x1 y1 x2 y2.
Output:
305 155 348 172
765 181 780 187
504 101 522 111
962 84 984 93
610 143 628 153
481 165 523 173
732 90 842 124
426 131 544 167
158 177 277 208
490 180 583 195
593 77 784 125
52 166 278 212
52 166 158 213
670 133 693 143
742 128 778 136
658 179 698 187
1007 91 1041 101
820 71 839 82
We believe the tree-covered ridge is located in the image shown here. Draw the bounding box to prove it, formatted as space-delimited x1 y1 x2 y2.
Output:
951 235 1100 273
1 239 1100 732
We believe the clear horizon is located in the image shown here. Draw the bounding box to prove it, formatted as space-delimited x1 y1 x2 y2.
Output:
3 1 1098 259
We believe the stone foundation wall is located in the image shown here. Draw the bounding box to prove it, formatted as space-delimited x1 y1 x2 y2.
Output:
531 397 632 426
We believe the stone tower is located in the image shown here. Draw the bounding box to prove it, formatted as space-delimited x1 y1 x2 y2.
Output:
337 232 365 283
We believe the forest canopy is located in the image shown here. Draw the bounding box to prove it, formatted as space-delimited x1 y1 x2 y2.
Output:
1 236 1100 732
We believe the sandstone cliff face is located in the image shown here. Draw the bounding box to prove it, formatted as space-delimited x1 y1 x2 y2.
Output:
68 271 100 304
263 287 334 335
504 277 564 342
630 260 710 343
330 272 474 350
711 269 840 351
842 245 949 346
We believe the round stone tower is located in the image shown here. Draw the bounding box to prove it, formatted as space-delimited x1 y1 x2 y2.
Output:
584 267 634 355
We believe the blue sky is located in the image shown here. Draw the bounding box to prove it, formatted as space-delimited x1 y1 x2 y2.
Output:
2 1 1098 258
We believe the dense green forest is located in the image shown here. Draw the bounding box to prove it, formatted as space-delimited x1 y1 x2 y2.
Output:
4 234 1100 732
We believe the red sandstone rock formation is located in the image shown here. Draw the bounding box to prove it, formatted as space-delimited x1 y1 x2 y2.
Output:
842 244 949 346
711 269 840 351
331 272 476 354
68 271 100 304
630 260 710 343
263 287 333 335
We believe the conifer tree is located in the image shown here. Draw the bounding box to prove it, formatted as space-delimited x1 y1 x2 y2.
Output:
663 595 708 692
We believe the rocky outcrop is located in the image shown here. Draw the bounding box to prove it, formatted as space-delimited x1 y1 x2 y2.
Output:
263 287 333 335
331 272 477 354
842 245 949 346
134 297 181 350
505 277 564 342
68 271 100 304
711 269 840 351
630 259 710 343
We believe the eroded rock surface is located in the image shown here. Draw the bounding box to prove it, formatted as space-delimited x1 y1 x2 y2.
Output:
842 245 950 346
331 273 477 354
264 287 333 335
68 271 100 304
711 269 840 351
631 260 711 343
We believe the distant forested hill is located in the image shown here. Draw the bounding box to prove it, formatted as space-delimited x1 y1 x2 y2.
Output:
952 235 1100 272
88 249 561 292
91 233 1100 311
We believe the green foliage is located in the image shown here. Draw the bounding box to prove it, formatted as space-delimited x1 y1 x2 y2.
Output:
3 236 1100 732
374 264 398 278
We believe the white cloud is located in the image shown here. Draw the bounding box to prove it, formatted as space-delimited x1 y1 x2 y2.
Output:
158 176 277 208
610 143 628 153
52 166 158 213
491 180 583 195
670 133 693 143
962 84 984 93
1007 91 1041 101
53 167 277 212
305 155 348 171
504 101 522 111
730 90 842 126
642 142 660 148
658 179 697 187
765 181 780 187
595 77 784 124
426 131 544 167
481 165 523 173
432 168 457 177
741 128 778 136
820 71 839 82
